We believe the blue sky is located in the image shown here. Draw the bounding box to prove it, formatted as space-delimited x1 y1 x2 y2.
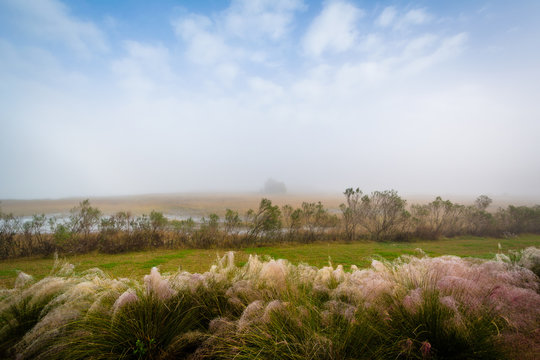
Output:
1 0 539 199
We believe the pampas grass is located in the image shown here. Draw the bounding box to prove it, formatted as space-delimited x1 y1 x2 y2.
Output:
1 248 539 359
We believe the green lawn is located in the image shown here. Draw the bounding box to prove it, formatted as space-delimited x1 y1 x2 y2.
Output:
1 235 539 288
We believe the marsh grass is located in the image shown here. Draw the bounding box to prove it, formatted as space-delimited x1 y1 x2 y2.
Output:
60 292 204 360
1 247 539 359
0 293 55 358
379 289 506 359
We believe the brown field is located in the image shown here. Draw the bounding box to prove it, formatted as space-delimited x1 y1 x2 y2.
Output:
0 192 346 216
2 192 539 217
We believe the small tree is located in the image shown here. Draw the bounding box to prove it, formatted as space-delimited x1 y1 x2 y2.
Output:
246 198 282 241
281 204 302 238
411 197 463 239
22 214 47 255
150 211 168 233
281 204 294 230
192 213 220 248
301 201 332 240
224 209 241 234
69 199 101 238
301 202 316 234
149 211 168 247
358 190 410 241
171 218 196 237
0 206 21 259
496 205 540 234
339 188 362 241
475 195 493 211
206 213 220 233
52 223 71 251
115 211 133 234
461 195 495 236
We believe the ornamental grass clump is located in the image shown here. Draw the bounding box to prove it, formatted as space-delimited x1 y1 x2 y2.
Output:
0 248 538 359
61 289 204 360
0 260 84 359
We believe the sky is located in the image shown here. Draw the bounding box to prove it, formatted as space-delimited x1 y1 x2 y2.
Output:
0 0 539 199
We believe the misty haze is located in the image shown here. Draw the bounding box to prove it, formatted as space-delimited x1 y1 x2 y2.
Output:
1 1 539 359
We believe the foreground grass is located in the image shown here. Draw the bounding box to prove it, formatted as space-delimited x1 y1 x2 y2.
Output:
1 245 539 359
1 235 539 288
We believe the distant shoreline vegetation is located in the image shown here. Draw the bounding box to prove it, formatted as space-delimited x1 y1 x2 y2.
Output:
1 189 539 258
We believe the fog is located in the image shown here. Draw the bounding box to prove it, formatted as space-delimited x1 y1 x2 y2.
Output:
1 0 539 200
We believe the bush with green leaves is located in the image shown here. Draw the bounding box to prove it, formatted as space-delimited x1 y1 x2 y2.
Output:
245 198 282 241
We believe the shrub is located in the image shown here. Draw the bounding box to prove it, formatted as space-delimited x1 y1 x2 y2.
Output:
246 199 282 241
358 190 411 241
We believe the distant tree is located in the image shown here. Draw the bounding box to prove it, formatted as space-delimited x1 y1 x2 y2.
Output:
171 218 196 237
301 201 331 235
22 214 47 255
281 204 302 236
358 190 410 241
411 197 464 239
69 199 101 238
191 213 220 248
0 206 21 258
301 202 316 233
224 209 241 234
115 211 133 234
313 201 335 229
475 195 493 211
262 178 287 194
53 224 71 249
246 198 282 240
281 204 294 230
496 205 540 234
150 211 168 233
454 195 495 236
149 211 168 247
206 213 220 233
339 188 362 241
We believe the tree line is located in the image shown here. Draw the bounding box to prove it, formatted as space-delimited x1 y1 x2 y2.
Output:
1 190 539 258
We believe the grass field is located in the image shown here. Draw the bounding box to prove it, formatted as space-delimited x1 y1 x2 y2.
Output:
1 234 538 288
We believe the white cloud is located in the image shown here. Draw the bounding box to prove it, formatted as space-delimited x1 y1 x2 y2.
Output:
303 1 364 57
173 14 231 65
404 9 431 25
224 0 305 40
173 14 269 67
375 7 433 31
402 34 438 58
111 41 173 95
1 0 107 56
173 0 305 67
174 13 213 38
377 6 396 27
401 33 467 74
215 63 240 85
248 76 284 104
2 1 539 197
395 8 432 29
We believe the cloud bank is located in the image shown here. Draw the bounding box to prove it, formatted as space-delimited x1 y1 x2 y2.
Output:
0 0 539 198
